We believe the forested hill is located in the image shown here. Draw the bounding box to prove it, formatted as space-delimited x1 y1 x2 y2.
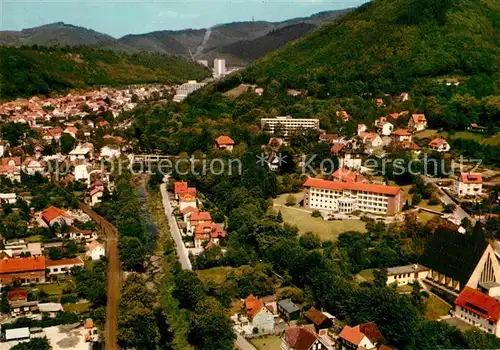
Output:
0 46 210 100
243 0 500 95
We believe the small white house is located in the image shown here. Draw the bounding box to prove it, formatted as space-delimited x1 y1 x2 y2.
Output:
0 193 17 205
455 172 483 197
100 145 121 159
86 241 105 261
46 257 84 275
381 122 394 136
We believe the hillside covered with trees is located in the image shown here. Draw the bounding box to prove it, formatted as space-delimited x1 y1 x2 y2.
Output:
243 0 500 96
0 46 210 100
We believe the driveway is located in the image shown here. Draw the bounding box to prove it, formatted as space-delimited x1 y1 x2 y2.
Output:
160 183 192 270
235 334 257 350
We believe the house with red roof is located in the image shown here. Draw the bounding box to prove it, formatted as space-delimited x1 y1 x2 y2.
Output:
41 206 74 227
428 138 450 152
0 256 46 286
281 325 321 350
189 211 212 232
173 181 196 200
86 241 105 261
337 322 383 350
43 128 62 143
454 172 483 197
391 129 412 143
194 222 226 249
455 286 500 336
303 178 404 216
7 289 28 306
243 294 275 334
336 110 351 122
215 135 235 152
179 192 197 211
181 206 199 223
408 114 427 132
359 132 383 150
0 157 22 183
46 257 84 275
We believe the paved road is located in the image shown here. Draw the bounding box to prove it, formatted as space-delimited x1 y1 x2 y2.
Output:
235 334 257 350
160 183 192 270
421 176 474 223
79 203 120 350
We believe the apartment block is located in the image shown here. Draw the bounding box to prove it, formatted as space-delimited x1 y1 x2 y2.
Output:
261 116 320 135
303 178 403 216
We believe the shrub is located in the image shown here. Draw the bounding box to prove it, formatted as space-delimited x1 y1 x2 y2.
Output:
285 194 296 206
311 210 322 218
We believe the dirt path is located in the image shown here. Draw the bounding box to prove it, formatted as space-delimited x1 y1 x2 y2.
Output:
79 203 120 350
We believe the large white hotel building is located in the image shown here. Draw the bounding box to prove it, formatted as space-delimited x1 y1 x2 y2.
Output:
303 178 404 216
261 116 320 134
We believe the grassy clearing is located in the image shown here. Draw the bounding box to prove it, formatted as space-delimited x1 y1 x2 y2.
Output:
37 281 73 296
196 267 235 285
27 235 42 242
63 302 90 314
275 205 366 241
425 295 451 320
274 192 304 206
356 269 375 283
250 335 282 350
416 211 440 223
223 84 252 99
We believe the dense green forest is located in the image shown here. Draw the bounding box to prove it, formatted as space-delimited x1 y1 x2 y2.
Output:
0 46 210 100
241 0 500 96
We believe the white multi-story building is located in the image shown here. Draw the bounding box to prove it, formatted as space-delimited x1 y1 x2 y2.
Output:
213 58 226 78
455 286 500 337
303 178 403 216
173 81 207 102
261 116 320 135
455 172 483 197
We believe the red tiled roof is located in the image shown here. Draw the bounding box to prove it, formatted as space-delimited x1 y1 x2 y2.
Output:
179 192 196 202
174 181 188 194
429 138 448 147
87 241 103 251
459 172 482 184
330 143 345 155
285 326 317 350
46 257 84 267
412 114 427 123
181 206 199 215
41 206 69 223
357 322 383 344
339 326 364 345
304 177 401 196
304 306 328 326
7 289 28 301
401 141 421 150
0 256 46 274
215 135 235 146
210 224 226 239
455 286 500 323
245 294 263 319
190 212 212 222
46 128 62 137
332 168 368 183
2 157 21 167
392 129 411 136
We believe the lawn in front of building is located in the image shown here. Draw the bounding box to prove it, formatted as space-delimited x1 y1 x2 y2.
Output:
274 204 366 241
63 302 90 314
251 335 282 350
425 295 451 320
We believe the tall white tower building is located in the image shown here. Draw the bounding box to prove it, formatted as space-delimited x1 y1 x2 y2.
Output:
213 58 226 78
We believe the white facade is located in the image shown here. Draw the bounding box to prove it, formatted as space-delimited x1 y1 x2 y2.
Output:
47 258 84 275
75 164 91 183
386 264 429 286
381 122 394 136
214 58 226 78
86 243 105 261
100 146 121 159
251 307 275 334
455 305 500 336
261 116 320 134
454 174 483 197
304 179 403 216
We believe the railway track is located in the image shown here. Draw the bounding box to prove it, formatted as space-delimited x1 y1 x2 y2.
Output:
79 203 121 350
